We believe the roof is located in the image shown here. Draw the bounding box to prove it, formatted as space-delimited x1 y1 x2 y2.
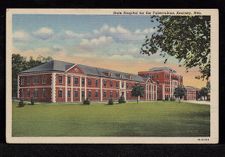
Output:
185 86 199 91
149 67 176 73
21 60 144 82
21 60 74 73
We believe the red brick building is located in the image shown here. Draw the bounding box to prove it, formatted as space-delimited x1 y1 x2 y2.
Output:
138 67 183 100
18 60 158 103
184 86 198 100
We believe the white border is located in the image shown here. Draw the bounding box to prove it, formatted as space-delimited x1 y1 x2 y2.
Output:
6 9 219 144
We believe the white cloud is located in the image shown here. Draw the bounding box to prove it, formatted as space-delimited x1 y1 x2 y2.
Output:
13 30 30 42
33 27 54 40
93 24 156 42
60 30 87 39
79 36 113 48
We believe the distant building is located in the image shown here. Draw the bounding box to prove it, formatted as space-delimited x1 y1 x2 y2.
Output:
17 60 158 103
138 67 183 100
184 86 199 101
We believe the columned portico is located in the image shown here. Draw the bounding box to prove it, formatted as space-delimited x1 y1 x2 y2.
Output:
162 83 165 100
70 75 73 102
79 77 82 102
84 76 87 99
100 78 103 101
65 74 67 102
151 84 153 100
51 73 56 103
145 84 148 100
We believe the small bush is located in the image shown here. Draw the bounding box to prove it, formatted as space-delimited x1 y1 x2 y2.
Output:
18 99 25 107
30 97 35 105
83 98 90 105
108 98 114 105
170 97 175 101
118 96 126 104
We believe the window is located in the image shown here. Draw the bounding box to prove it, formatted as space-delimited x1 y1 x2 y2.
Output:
74 90 78 97
88 91 92 98
95 90 98 97
67 77 71 85
103 80 107 87
126 83 129 89
74 77 79 85
110 81 113 87
122 82 124 88
88 79 92 86
103 91 106 97
110 91 113 97
58 89 63 97
27 89 30 97
82 91 85 98
42 76 46 85
116 91 118 97
95 80 98 87
34 89 38 98
82 78 85 86
27 77 30 85
42 88 46 97
116 82 119 88
21 77 25 85
58 76 63 84
68 90 71 97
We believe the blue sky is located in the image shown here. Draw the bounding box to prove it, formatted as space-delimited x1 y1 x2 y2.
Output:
12 14 205 88
13 14 160 56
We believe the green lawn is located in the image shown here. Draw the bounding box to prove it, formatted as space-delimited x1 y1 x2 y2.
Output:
12 101 210 137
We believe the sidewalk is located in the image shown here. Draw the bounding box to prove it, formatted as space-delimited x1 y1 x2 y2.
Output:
181 100 210 105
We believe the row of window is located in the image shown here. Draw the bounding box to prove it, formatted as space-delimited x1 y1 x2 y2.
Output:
21 88 47 98
58 76 129 88
21 77 47 85
57 90 126 98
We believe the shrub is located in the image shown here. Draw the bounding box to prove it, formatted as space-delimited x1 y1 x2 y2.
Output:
18 99 25 107
170 97 175 101
118 96 126 104
30 97 35 105
108 98 114 105
83 98 90 105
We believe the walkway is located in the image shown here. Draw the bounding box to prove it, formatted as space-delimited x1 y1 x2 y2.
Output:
181 100 210 105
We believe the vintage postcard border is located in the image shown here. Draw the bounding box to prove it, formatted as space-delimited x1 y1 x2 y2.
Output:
6 9 219 143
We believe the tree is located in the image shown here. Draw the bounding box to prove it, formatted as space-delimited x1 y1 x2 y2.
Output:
174 85 186 103
12 54 27 98
131 84 144 104
199 87 209 101
12 54 53 98
206 81 210 92
140 16 210 80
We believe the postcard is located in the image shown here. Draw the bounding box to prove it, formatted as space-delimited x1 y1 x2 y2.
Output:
6 9 218 143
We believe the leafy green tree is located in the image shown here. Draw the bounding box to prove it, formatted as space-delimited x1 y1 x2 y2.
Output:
12 54 27 98
12 54 53 98
174 85 186 103
131 84 144 104
140 16 210 80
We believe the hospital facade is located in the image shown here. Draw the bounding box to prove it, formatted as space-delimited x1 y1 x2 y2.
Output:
17 60 197 103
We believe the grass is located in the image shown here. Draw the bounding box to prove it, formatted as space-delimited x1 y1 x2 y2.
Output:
12 101 210 137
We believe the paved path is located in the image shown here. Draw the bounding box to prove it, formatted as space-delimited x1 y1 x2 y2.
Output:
182 100 210 105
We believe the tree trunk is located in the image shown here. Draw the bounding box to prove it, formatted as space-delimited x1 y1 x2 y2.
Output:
137 97 139 104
